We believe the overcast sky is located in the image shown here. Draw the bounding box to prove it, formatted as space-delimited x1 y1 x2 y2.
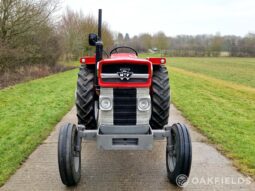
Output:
63 0 255 37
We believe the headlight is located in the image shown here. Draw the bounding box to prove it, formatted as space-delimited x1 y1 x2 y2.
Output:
100 97 112 110
138 98 151 111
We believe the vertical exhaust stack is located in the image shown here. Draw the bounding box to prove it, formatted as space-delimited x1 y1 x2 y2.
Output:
98 9 102 40
95 9 103 79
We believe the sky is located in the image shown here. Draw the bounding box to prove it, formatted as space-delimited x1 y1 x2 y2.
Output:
63 0 255 37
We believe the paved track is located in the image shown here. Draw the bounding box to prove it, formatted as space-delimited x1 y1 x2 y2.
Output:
1 105 254 191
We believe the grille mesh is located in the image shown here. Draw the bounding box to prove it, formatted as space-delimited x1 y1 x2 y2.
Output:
113 88 136 125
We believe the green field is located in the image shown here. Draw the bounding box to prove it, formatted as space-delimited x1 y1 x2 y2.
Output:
169 57 255 88
167 57 255 177
0 69 77 186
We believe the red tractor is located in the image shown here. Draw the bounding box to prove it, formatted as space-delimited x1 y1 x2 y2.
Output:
58 9 192 187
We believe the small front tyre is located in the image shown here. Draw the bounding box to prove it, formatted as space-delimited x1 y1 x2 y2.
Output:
166 123 192 186
58 123 81 186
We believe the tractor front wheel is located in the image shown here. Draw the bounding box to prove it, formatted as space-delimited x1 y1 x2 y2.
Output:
58 123 81 186
166 123 192 187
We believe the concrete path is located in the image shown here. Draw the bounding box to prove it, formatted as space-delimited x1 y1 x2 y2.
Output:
1 105 254 191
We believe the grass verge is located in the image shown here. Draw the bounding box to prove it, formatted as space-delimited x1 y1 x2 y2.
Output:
169 66 255 177
0 69 77 186
59 60 80 68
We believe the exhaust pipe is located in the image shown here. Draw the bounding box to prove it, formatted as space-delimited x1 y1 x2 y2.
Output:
98 9 102 40
95 9 103 85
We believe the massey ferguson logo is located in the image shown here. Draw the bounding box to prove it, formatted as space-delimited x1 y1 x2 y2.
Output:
117 68 133 80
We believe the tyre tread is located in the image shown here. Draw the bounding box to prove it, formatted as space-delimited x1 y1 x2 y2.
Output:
58 123 81 186
150 65 170 129
76 66 97 129
166 123 192 185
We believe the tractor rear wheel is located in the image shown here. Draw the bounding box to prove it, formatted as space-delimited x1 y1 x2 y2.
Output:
150 65 170 129
76 66 97 129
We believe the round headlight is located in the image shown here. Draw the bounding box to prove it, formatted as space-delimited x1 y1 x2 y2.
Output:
100 98 112 110
138 98 150 111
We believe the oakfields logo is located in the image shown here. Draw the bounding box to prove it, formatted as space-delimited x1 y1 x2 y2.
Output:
176 174 252 188
176 174 189 187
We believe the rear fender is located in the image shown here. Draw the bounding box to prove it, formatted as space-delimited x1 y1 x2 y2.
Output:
80 56 96 65
146 57 166 65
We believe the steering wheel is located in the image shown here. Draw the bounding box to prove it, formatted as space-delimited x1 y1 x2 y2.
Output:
109 46 138 56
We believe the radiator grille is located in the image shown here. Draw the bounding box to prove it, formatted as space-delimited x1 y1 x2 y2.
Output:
113 88 136 125
101 63 148 83
102 63 148 73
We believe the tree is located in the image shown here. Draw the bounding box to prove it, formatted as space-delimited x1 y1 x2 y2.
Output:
59 8 114 60
0 0 61 72
153 31 169 51
242 33 255 56
124 33 130 41
0 0 59 44
210 33 223 55
115 32 124 45
139 33 152 51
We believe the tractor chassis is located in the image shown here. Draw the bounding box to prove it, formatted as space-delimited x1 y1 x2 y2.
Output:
75 125 172 151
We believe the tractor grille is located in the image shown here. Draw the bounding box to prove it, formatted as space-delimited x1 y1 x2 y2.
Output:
101 63 149 83
113 88 136 125
102 63 148 73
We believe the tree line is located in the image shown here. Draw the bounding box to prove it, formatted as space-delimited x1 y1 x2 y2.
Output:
1 0 255 73
0 0 113 73
116 32 255 57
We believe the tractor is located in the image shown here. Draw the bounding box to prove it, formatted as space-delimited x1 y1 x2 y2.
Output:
58 9 192 187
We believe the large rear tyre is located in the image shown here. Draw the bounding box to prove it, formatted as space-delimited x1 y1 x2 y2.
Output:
76 66 97 129
150 65 170 129
58 123 81 186
166 123 192 187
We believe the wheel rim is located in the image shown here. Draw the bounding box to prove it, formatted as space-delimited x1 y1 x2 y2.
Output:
168 131 177 172
74 156 80 172
94 101 99 121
